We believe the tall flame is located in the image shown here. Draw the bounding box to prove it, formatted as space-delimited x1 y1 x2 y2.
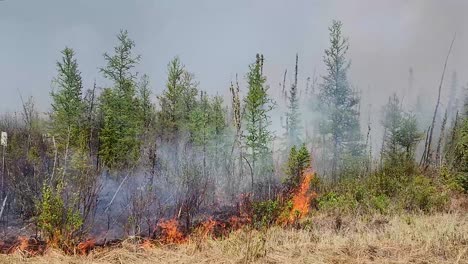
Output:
157 219 186 244
288 167 316 222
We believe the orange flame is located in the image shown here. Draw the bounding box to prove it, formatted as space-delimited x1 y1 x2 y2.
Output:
198 218 218 238
8 236 45 256
17 236 29 252
76 239 95 255
287 167 316 223
157 219 186 244
139 239 153 250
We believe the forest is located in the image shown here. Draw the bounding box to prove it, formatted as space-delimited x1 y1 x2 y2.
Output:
0 19 467 263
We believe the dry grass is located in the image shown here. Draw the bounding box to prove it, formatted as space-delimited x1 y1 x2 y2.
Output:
1 213 467 264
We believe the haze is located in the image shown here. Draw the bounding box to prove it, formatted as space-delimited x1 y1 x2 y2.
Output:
0 0 467 114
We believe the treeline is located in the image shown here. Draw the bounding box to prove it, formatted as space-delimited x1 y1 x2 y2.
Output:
0 20 467 249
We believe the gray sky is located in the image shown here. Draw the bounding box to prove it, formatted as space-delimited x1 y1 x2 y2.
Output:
0 0 467 113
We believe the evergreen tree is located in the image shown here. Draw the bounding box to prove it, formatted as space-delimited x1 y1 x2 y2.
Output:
284 144 310 191
317 20 361 179
285 54 301 147
138 74 155 131
157 57 198 141
243 54 275 191
397 114 421 160
382 94 403 162
99 30 142 169
50 47 84 151
381 93 421 165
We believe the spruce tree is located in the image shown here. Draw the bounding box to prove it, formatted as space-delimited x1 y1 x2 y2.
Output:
285 54 301 147
317 20 361 180
99 30 142 169
157 57 198 142
50 47 84 151
243 54 275 191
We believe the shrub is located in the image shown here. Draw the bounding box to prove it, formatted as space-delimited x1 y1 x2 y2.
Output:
402 175 448 212
37 184 83 250
252 200 281 228
317 191 357 214
370 194 390 214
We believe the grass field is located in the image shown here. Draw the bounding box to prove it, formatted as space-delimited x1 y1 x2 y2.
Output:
1 212 467 264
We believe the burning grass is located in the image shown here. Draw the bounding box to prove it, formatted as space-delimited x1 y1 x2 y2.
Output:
1 213 467 263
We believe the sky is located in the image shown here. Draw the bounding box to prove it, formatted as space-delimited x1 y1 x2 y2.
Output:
0 0 467 115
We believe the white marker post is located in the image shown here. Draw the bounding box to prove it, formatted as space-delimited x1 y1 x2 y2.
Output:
1 132 6 199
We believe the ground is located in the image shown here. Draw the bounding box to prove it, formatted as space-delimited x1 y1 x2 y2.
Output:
1 212 467 264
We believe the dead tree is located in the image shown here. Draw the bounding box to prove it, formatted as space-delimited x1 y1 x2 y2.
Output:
421 34 456 168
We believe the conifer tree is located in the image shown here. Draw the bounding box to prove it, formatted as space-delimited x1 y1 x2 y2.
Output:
243 54 275 191
50 47 84 151
284 144 310 191
317 20 361 180
157 57 198 141
285 54 301 147
99 30 142 169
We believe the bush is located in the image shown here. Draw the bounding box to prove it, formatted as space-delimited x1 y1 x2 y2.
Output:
402 175 448 212
252 200 281 228
37 184 83 250
317 191 357 214
317 166 450 215
370 194 390 214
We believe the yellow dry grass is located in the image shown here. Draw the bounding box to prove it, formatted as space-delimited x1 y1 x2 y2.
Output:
1 213 467 264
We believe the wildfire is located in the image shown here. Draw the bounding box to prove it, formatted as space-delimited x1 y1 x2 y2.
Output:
139 239 153 250
5 236 47 256
0 174 316 256
287 167 316 223
198 218 218 238
76 239 95 255
157 219 186 244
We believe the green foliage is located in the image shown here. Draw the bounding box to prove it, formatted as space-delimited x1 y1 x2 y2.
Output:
243 54 275 188
453 117 468 192
317 191 357 214
37 184 83 248
317 20 362 179
157 57 198 141
284 145 310 191
138 74 155 131
50 47 85 151
370 194 390 214
381 94 422 165
318 163 449 214
402 175 448 212
285 54 301 147
252 200 281 229
99 30 143 169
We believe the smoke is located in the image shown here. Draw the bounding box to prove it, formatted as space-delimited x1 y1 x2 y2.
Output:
1 0 467 241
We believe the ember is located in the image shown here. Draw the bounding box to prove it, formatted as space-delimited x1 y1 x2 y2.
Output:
139 239 153 250
198 218 218 238
76 239 95 255
156 219 186 244
4 236 47 256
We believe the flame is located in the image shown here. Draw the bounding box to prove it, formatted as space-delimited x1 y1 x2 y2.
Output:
157 219 186 244
286 167 317 223
76 239 95 255
8 236 46 256
199 218 218 238
17 236 29 252
139 239 153 250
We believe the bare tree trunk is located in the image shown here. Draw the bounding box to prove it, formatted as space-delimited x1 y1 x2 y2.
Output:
422 34 456 168
435 110 448 166
50 136 58 184
61 126 71 181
